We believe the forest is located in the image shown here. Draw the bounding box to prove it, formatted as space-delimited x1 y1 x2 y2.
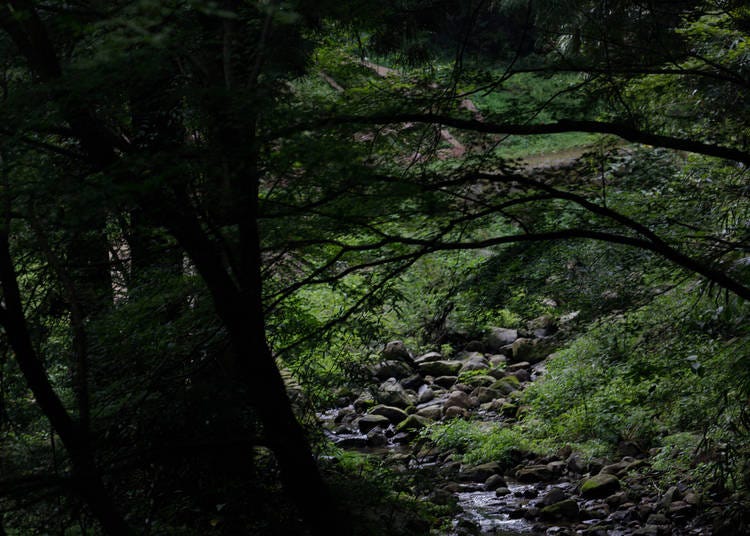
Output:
0 0 748 534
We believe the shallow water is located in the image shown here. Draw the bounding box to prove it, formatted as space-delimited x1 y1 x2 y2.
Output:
453 482 538 535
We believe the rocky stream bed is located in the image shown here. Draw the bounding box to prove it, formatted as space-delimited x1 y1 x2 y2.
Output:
318 324 730 535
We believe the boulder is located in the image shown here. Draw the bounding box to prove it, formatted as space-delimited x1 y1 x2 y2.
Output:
382 340 412 361
433 375 458 389
415 351 442 363
484 474 507 491
486 327 518 351
516 465 554 483
416 405 443 420
460 359 489 373
463 374 495 388
541 487 569 506
353 394 376 413
358 414 390 433
459 461 502 482
507 361 531 372
528 315 557 337
419 360 463 377
400 373 423 390
488 354 507 367
395 414 429 433
540 499 579 520
377 378 412 408
444 406 469 419
417 385 435 404
471 386 503 404
581 473 621 499
369 404 408 424
372 360 412 380
366 428 387 447
444 390 473 410
490 378 519 395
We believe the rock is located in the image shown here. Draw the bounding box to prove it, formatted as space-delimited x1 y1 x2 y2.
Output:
372 360 412 380
507 361 531 371
396 414 429 433
377 378 412 408
488 354 507 367
383 340 412 361
419 360 463 377
516 465 554 483
487 367 507 379
660 485 680 509
357 414 390 433
335 437 368 448
460 359 489 373
528 314 557 337
353 394 376 413
416 405 442 420
433 375 458 389
490 378 519 395
547 460 567 475
500 402 518 417
540 499 579 520
581 474 621 499
471 386 503 403
668 500 694 517
415 351 442 363
366 428 387 447
542 487 569 506
511 338 539 363
484 474 507 491
445 406 469 419
486 327 518 351
369 404 408 424
511 369 530 382
417 385 435 403
463 374 496 388
400 373 423 390
459 461 502 482
495 487 511 496
445 390 474 410
464 340 485 352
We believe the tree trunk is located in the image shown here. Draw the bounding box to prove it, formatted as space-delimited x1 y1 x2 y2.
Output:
163 203 350 536
0 233 132 535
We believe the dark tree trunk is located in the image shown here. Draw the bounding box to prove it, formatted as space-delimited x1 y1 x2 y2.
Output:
0 234 132 535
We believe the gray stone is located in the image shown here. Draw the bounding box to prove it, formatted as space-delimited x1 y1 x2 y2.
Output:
484 474 507 491
372 360 412 380
417 385 435 404
366 428 387 447
396 414 429 432
444 390 473 410
433 375 458 389
542 487 569 506
445 406 468 419
459 461 502 482
419 360 463 376
368 404 408 424
581 474 621 499
471 386 503 403
516 465 554 483
357 414 390 433
540 499 579 520
416 405 442 420
486 327 518 351
383 340 411 361
463 374 496 388
415 351 442 363
377 378 411 408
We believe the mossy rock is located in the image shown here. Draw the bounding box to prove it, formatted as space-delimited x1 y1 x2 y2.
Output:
540 499 579 520
581 473 621 498
462 374 496 387
419 360 464 377
396 414 430 433
490 379 518 395
368 404 408 424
